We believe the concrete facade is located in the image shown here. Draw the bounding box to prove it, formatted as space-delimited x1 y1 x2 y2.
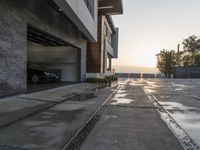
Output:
53 0 98 42
0 0 97 96
86 0 123 77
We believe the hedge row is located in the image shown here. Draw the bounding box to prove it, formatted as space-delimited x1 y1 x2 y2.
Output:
85 75 118 83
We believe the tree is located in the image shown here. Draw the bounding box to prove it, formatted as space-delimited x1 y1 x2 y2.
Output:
182 54 192 66
182 35 200 53
193 53 200 65
182 52 200 66
156 50 177 78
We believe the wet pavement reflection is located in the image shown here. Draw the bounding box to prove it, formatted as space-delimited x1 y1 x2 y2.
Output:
68 93 97 102
143 78 200 148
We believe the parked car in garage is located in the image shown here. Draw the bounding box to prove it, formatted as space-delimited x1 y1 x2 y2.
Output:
27 63 61 84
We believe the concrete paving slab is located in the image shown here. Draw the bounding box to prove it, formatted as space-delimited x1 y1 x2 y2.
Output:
144 85 183 95
67 88 113 106
0 83 98 128
108 84 154 108
154 94 200 109
0 97 51 128
181 88 200 97
145 79 200 96
0 87 113 150
0 103 94 150
80 107 183 150
27 82 74 93
18 83 97 102
0 145 26 150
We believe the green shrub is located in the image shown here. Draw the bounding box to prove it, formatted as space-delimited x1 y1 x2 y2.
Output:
105 75 118 81
85 75 118 84
85 78 98 83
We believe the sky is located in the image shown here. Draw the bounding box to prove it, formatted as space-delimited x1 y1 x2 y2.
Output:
112 0 200 73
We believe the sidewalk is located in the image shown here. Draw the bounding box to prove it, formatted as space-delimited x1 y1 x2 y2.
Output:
80 81 184 150
0 82 117 150
0 83 97 128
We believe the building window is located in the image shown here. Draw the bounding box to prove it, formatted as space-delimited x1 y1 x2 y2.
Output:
107 55 112 71
104 24 112 45
84 0 95 18
106 31 112 45
108 34 112 45
103 23 107 36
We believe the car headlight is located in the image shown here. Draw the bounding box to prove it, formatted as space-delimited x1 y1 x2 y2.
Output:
44 72 50 76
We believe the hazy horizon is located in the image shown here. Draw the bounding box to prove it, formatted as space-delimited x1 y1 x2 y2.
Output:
112 0 200 72
113 65 157 74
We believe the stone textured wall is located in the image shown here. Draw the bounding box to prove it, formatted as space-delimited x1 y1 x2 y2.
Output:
174 66 200 78
0 0 87 96
0 1 27 96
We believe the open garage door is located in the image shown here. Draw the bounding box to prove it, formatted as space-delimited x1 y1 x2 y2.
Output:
27 25 80 90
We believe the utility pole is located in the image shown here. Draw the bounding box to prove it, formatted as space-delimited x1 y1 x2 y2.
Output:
165 50 168 78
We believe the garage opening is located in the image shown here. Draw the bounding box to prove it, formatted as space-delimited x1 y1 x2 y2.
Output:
27 25 80 92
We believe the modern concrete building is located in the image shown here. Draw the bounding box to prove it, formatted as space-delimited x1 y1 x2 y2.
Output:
86 0 123 77
0 0 98 96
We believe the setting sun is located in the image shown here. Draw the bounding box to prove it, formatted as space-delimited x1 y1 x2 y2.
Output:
132 52 157 68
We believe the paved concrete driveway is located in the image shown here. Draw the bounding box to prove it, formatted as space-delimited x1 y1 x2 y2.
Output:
80 80 183 150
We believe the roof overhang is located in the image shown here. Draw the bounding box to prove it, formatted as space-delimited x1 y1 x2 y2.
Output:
106 16 116 33
50 0 98 43
98 0 123 15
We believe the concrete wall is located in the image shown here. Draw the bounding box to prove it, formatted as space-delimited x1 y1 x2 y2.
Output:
0 0 87 96
27 41 78 82
0 1 27 96
174 66 200 78
116 73 155 78
142 74 155 78
53 0 98 42
116 73 129 78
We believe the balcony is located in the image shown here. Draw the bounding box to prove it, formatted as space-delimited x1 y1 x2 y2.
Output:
105 37 114 57
111 28 119 58
98 0 123 15
104 27 119 58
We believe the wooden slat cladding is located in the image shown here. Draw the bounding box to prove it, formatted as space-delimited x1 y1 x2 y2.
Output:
98 0 123 15
86 15 103 73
